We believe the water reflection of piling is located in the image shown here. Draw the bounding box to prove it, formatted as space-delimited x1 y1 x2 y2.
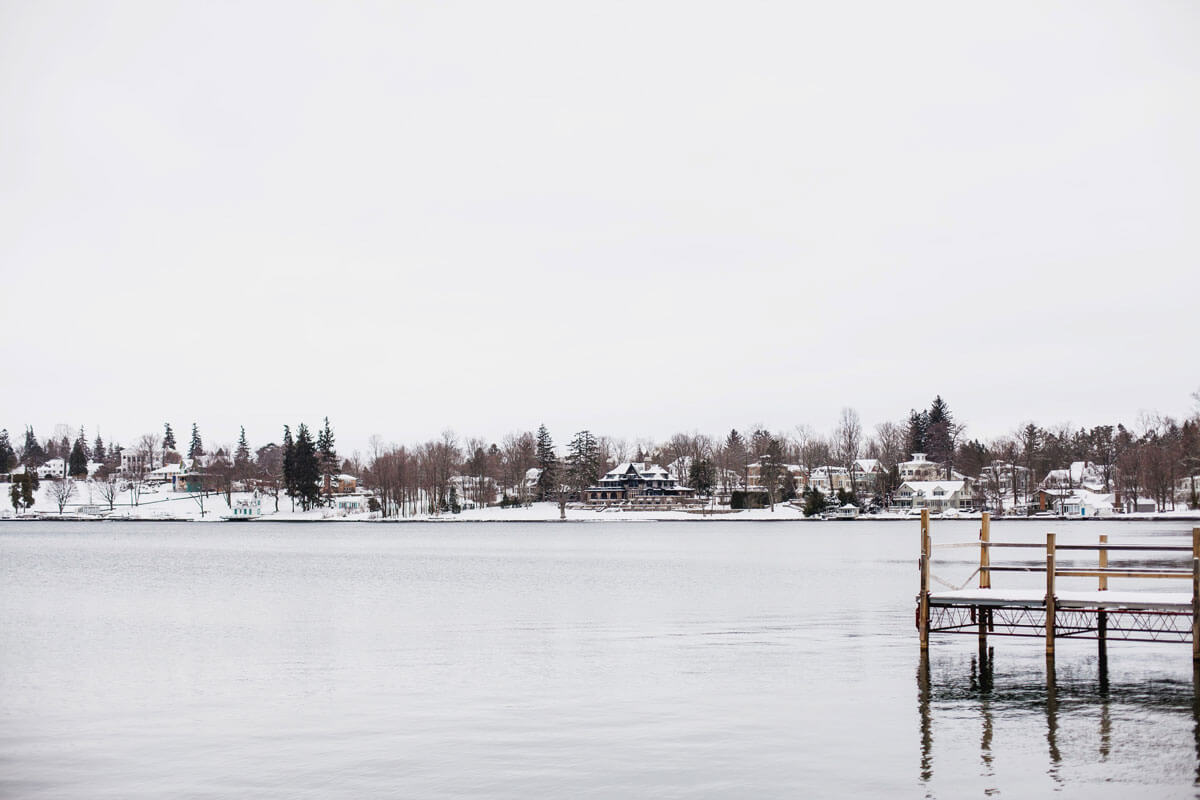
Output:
1193 662 1200 787
919 651 1200 787
918 651 932 785
1098 655 1111 761
974 645 995 780
1045 655 1061 783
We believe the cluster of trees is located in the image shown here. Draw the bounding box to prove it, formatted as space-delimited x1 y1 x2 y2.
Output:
5 388 1199 515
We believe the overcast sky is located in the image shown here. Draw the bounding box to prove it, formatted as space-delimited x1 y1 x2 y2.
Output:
1 1 1197 454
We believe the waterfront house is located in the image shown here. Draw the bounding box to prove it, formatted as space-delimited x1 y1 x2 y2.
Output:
36 458 66 480
809 466 851 495
230 495 262 517
899 453 942 482
851 459 885 495
746 462 807 493
892 480 972 511
584 462 696 505
323 473 358 495
120 449 163 476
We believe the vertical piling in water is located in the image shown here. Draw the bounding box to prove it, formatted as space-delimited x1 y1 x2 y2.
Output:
919 509 931 651
978 512 990 645
1098 534 1108 659
1046 532 1056 657
1192 528 1199 663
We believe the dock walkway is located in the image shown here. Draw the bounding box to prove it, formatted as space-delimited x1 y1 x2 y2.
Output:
916 509 1200 658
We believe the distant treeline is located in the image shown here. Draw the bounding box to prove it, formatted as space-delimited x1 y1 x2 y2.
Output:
3 390 1199 516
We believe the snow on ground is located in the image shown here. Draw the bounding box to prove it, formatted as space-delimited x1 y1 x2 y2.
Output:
1 480 1197 522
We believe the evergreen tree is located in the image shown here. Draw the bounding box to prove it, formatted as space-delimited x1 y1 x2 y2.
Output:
0 429 14 473
317 416 337 473
93 433 106 464
188 423 204 460
925 395 955 476
724 428 747 489
235 426 251 467
68 437 88 478
23 427 46 467
759 436 784 511
10 472 35 512
282 425 295 509
905 410 928 456
802 486 828 517
77 426 90 459
565 430 601 496
163 423 177 451
291 424 321 510
534 424 558 501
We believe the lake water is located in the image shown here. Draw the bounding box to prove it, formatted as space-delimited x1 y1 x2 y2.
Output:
2 518 1199 798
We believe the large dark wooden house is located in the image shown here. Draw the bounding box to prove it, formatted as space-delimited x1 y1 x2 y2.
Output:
583 462 696 505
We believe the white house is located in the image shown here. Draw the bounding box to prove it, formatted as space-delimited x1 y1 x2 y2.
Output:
1041 461 1105 492
36 458 66 479
893 480 972 511
899 453 942 482
1175 475 1200 506
230 495 262 517
120 449 163 476
809 466 851 495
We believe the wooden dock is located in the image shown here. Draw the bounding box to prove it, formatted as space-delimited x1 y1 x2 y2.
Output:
916 509 1200 659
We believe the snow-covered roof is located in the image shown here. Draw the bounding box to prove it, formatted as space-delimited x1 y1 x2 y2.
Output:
149 463 185 476
898 480 967 495
811 465 848 476
602 462 671 480
853 459 880 472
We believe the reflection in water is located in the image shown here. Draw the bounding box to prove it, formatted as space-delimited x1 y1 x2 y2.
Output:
918 651 1200 791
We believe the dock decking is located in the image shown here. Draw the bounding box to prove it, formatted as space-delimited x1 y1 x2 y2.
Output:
916 509 1200 658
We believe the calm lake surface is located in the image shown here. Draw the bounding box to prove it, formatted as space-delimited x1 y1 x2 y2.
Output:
3 518 1199 798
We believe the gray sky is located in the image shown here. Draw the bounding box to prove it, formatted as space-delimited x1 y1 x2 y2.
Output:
2 1 1197 454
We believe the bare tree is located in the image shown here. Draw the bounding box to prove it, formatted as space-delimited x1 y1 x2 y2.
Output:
48 478 76 514
96 471 121 511
835 408 862 496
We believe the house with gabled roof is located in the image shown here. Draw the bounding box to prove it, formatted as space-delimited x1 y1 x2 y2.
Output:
584 462 696 505
892 480 973 511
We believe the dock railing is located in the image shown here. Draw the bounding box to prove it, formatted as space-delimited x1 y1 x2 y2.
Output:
917 508 1200 659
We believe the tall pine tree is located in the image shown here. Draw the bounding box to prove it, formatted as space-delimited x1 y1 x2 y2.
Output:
282 425 295 510
163 423 177 451
188 423 204 460
234 426 251 481
0 429 14 473
925 395 955 476
292 423 321 510
534 424 558 501
23 427 46 467
235 426 251 466
317 417 337 495
68 437 88 478
93 432 106 463
905 410 928 456
566 430 601 496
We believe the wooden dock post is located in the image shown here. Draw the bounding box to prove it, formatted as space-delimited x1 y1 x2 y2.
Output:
919 509 931 650
1192 528 1199 663
979 512 991 589
1098 534 1108 658
1045 532 1056 657
978 512 990 645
